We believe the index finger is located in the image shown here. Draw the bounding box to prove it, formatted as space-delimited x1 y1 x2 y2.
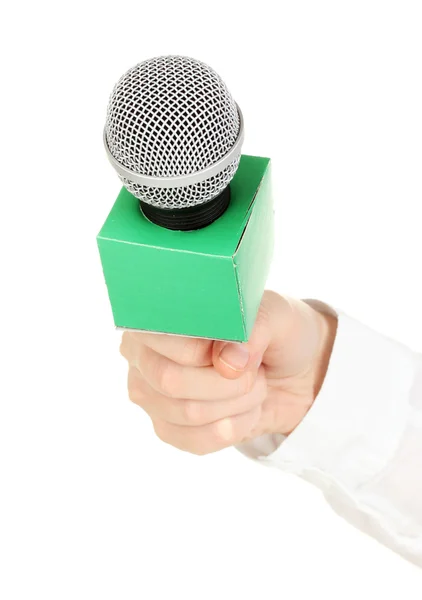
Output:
124 330 213 367
135 344 257 401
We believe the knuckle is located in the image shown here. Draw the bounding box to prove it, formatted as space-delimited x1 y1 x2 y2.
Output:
127 386 139 404
213 418 234 445
127 382 143 406
155 359 180 398
119 332 131 359
152 421 168 444
180 338 200 365
180 337 208 366
182 400 202 425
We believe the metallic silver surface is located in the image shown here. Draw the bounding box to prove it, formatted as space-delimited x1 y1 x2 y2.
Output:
105 55 243 209
103 108 244 188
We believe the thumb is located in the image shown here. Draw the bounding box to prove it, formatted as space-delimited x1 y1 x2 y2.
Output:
212 291 320 380
212 338 254 380
212 291 287 380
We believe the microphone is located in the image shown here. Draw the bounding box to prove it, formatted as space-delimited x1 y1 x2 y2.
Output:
103 55 244 231
97 56 274 342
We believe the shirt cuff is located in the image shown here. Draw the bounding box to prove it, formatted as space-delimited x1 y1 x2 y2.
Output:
237 301 416 490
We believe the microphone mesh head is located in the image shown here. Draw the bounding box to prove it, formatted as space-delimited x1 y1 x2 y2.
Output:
105 56 241 209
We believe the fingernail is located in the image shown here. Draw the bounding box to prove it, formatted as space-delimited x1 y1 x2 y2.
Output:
219 343 249 371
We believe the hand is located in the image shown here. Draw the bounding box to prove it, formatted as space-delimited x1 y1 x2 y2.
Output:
120 291 337 455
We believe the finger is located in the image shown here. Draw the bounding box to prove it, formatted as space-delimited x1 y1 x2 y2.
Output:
152 405 262 455
211 293 284 379
124 330 213 367
134 345 258 401
213 291 320 380
127 365 267 426
213 292 290 379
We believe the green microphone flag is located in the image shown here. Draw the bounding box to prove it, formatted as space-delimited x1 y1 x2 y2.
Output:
97 155 273 341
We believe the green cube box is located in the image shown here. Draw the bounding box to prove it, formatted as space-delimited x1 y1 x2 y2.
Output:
97 155 273 342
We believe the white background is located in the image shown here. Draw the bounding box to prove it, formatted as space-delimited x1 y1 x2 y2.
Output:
1 1 422 598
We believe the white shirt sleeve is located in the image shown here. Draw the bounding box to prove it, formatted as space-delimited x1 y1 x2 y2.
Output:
237 301 422 569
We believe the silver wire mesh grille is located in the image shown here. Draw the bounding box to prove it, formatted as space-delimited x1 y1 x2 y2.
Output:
105 56 241 209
